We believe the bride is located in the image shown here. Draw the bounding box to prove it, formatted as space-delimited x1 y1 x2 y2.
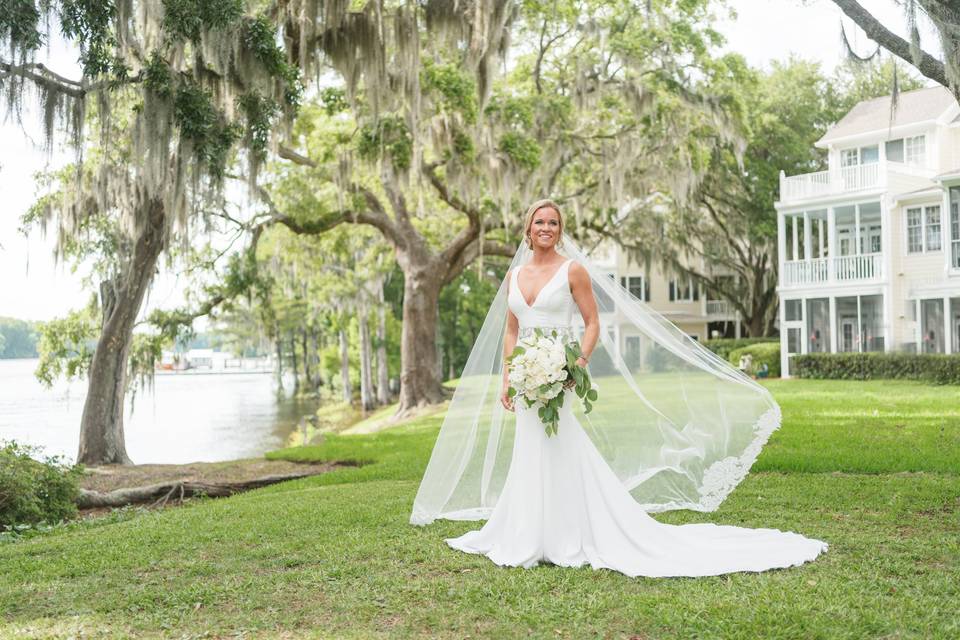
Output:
410 199 829 578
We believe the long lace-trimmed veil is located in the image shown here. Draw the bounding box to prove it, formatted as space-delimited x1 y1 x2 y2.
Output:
410 232 780 526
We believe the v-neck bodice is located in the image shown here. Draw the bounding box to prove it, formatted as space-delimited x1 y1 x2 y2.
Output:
508 259 575 329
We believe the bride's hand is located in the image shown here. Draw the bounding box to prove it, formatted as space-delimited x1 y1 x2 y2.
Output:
501 387 515 412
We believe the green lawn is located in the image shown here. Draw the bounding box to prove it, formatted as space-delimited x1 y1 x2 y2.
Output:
1 380 958 639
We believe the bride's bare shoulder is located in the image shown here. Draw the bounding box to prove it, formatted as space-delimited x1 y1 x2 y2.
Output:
568 260 588 278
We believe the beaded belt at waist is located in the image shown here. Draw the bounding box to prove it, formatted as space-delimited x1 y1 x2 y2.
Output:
518 325 577 341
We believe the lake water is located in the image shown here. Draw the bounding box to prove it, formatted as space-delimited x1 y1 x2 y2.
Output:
0 358 321 464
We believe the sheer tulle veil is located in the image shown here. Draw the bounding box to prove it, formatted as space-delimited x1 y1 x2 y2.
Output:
410 232 780 526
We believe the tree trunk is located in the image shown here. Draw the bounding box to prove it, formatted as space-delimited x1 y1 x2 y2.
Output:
77 198 166 465
339 327 351 403
274 330 284 390
359 309 375 411
300 328 313 393
289 332 300 394
376 294 390 405
396 270 445 417
309 328 322 391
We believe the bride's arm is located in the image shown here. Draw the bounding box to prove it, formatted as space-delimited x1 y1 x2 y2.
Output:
569 262 599 365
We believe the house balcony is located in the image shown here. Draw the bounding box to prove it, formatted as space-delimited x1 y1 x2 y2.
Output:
779 161 933 204
705 300 736 317
781 254 883 288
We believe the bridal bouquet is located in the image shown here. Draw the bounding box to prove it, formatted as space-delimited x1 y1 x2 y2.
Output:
506 328 598 436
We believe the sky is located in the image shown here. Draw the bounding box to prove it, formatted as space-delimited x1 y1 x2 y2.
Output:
0 0 942 323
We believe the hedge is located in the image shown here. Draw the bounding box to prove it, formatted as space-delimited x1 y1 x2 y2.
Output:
703 337 777 360
728 342 781 378
0 440 82 529
790 352 960 384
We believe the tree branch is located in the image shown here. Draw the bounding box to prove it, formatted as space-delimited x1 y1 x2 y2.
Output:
831 0 948 88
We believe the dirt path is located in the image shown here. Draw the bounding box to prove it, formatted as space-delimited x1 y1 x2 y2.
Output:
77 458 342 515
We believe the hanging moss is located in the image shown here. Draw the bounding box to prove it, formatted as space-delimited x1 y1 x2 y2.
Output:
357 115 413 170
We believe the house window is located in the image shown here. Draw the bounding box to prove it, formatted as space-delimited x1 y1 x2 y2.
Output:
840 148 859 167
784 299 803 322
905 135 925 165
926 206 942 251
907 205 943 253
668 276 698 303
952 187 960 269
885 138 904 162
619 275 649 302
840 145 879 166
907 208 923 253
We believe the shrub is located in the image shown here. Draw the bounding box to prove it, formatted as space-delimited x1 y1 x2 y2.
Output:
729 342 781 378
703 337 777 360
790 352 960 384
0 441 82 529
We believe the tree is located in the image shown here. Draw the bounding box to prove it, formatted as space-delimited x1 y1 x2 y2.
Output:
2 1 301 464
830 0 957 100
262 0 745 416
589 55 924 337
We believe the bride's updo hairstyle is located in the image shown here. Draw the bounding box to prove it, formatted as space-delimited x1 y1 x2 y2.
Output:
523 199 565 249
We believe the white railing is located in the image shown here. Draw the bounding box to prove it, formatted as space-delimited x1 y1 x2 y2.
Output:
782 258 828 287
782 254 883 286
706 300 732 316
780 163 882 201
834 253 882 281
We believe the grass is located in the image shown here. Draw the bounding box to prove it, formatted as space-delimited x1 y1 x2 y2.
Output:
1 379 958 639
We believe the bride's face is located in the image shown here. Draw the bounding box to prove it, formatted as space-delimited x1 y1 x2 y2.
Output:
529 208 562 250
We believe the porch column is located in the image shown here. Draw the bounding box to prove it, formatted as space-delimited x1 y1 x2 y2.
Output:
791 215 799 262
777 211 786 265
827 206 836 282
829 296 838 353
915 300 922 353
854 203 862 256
803 211 812 262
856 295 863 353
945 296 952 355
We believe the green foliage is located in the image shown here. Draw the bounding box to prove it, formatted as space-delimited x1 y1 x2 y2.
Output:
357 115 413 170
0 0 44 54
703 337 777 360
173 82 242 179
728 342 780 378
498 131 540 170
791 352 960 385
161 0 243 43
143 50 174 98
59 0 117 75
0 441 82 530
241 14 302 107
319 87 349 115
33 301 99 387
421 60 478 124
238 91 279 158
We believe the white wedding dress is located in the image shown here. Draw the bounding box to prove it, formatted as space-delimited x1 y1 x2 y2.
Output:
445 258 829 577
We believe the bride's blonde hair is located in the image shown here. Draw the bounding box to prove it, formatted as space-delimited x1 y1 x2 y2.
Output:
523 199 564 249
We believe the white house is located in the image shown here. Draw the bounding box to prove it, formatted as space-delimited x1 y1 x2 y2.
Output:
583 240 744 370
775 85 960 376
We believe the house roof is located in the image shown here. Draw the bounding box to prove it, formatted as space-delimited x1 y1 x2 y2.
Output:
817 85 958 147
